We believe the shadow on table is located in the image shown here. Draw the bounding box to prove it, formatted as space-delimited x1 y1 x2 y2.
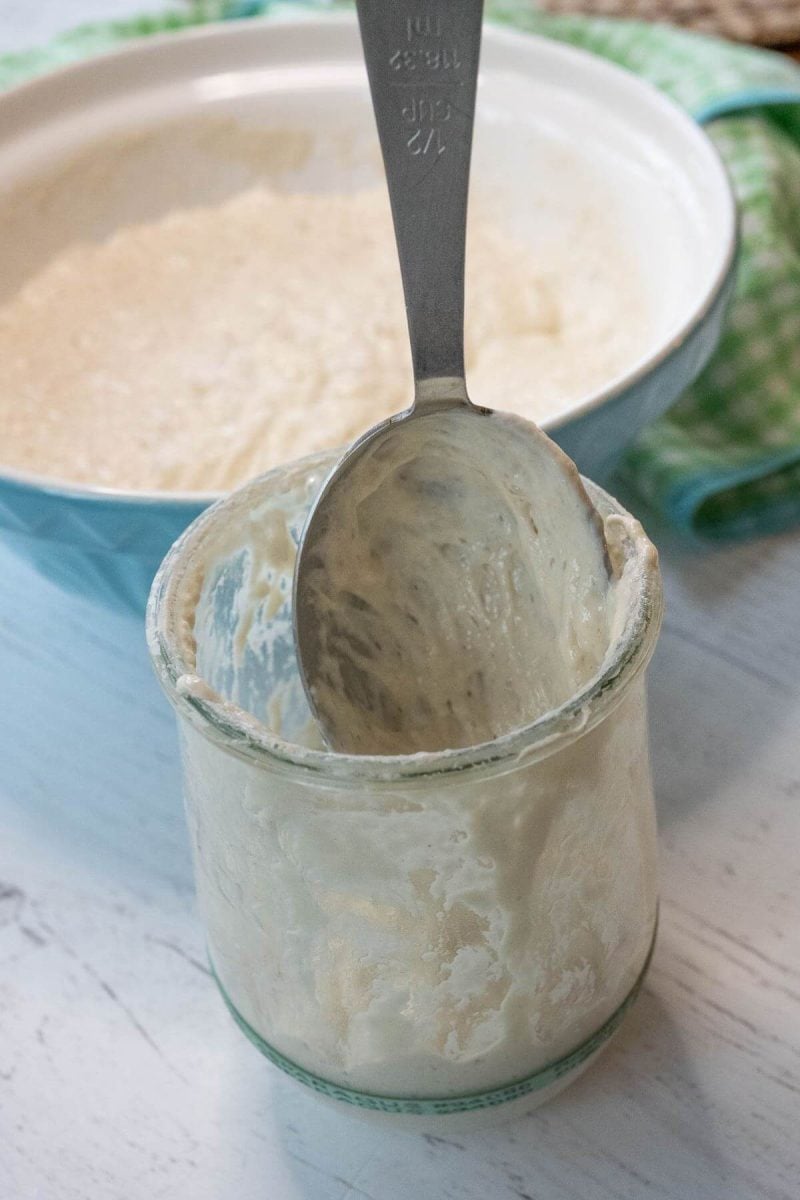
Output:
647 621 796 832
0 545 192 895
230 984 734 1200
613 484 798 687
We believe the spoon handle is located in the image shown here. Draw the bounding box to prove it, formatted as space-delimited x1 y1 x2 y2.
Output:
355 0 483 406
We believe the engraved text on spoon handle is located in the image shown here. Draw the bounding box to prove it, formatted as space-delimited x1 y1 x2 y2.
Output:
355 0 483 402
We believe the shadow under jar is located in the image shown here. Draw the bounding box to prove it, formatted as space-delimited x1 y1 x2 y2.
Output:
147 449 663 1130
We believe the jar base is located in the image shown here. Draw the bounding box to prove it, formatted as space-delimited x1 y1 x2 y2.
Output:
211 918 657 1131
306 1041 607 1132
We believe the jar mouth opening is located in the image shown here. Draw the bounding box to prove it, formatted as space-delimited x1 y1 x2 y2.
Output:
146 453 663 786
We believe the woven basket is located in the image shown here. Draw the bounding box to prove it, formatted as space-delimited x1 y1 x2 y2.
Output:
534 0 800 46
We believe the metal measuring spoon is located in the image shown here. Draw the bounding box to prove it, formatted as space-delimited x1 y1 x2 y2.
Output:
293 0 612 755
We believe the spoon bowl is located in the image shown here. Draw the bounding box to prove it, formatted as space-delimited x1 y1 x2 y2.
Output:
294 402 612 754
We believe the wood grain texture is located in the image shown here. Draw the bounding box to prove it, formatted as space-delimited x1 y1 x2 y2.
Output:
1 519 799 1199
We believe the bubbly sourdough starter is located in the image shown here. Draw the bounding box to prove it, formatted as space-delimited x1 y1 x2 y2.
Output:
160 452 661 1100
0 185 649 491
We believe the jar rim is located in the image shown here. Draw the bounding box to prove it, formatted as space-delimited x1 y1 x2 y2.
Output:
146 452 663 787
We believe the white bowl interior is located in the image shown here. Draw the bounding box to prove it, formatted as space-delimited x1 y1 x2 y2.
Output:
0 14 734 489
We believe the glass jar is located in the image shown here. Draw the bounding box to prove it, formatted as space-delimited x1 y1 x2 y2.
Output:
147 450 662 1127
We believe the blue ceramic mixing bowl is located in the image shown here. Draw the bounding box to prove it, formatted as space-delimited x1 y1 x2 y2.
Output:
0 17 737 612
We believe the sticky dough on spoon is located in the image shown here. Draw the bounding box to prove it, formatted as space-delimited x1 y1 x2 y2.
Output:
300 407 614 755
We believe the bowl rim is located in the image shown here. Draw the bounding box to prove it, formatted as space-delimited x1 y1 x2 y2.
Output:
0 12 737 505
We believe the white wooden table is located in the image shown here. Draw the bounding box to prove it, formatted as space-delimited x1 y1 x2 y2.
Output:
1 6 799 1198
2 520 799 1200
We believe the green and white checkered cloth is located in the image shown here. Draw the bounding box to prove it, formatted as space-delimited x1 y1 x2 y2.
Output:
3 0 800 538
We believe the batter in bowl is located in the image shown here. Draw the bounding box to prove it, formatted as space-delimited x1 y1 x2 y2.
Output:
0 184 650 492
